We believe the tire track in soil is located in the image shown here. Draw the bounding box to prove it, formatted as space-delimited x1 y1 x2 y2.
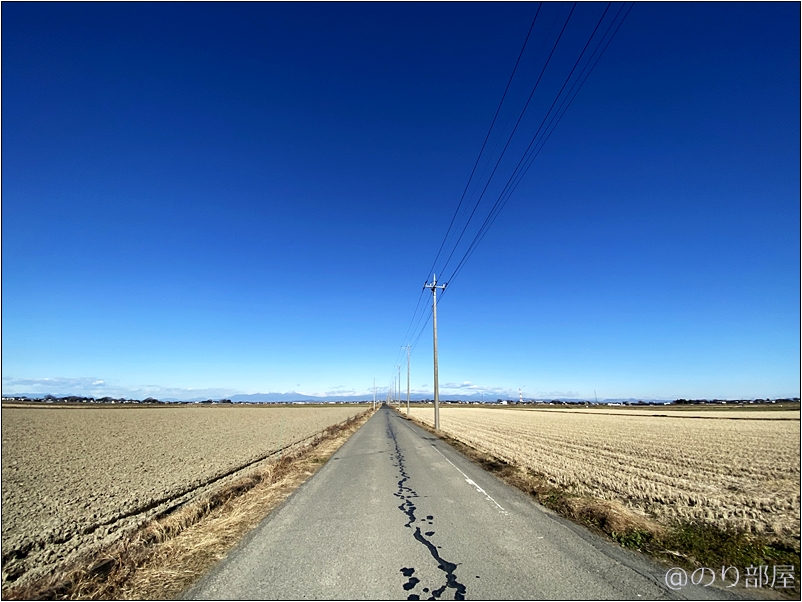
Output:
5 433 311 565
386 414 467 601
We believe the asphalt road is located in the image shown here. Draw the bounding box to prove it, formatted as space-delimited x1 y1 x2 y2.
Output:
184 406 744 600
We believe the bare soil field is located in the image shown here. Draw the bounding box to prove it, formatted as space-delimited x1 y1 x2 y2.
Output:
407 406 800 545
1 403 365 587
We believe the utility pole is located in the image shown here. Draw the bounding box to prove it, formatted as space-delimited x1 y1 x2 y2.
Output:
403 344 411 415
397 364 401 407
424 274 446 430
373 378 376 411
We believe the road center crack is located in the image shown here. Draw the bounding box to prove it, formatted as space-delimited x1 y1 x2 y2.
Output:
386 413 467 601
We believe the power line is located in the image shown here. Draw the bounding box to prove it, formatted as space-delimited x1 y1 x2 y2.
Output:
442 3 596 284
435 3 578 282
399 5 565 368
425 5 543 283
401 4 575 369
400 8 544 369
506 3 635 204
393 287 427 375
394 2 633 389
443 2 634 289
409 304 433 352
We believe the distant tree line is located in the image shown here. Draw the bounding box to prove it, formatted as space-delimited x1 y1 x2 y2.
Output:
673 398 799 405
1 395 243 405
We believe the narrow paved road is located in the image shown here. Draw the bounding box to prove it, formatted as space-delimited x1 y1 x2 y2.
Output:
185 407 742 600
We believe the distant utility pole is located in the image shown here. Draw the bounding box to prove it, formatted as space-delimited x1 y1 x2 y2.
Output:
373 378 376 411
424 274 446 430
398 364 401 407
403 345 411 415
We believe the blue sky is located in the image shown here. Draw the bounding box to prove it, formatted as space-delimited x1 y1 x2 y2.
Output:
3 2 799 401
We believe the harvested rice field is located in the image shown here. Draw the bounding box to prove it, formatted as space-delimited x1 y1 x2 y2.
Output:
1 403 365 586
407 405 800 544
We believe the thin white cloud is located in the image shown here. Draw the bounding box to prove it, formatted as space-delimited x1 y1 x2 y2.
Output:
325 388 357 396
2 376 587 402
536 390 581 398
2 376 240 401
442 381 479 390
439 381 518 397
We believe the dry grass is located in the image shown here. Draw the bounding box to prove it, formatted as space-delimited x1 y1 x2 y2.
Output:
406 407 800 543
1 409 375 601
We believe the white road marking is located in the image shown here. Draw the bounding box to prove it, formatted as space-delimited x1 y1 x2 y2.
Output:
429 445 508 514
396 413 508 514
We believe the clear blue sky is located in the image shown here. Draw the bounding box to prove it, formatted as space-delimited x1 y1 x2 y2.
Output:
3 2 799 401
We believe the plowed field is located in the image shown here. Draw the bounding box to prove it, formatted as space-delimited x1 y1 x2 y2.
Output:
1 403 365 586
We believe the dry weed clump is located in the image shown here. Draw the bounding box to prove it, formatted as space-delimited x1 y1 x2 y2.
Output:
408 407 800 545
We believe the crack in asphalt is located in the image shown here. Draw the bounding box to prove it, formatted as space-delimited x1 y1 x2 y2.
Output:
387 413 467 600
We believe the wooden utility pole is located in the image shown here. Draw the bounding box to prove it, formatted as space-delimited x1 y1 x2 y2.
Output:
424 274 446 430
403 345 411 415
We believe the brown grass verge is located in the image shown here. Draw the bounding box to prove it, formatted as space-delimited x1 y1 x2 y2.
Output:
1 408 375 601
398 410 800 598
